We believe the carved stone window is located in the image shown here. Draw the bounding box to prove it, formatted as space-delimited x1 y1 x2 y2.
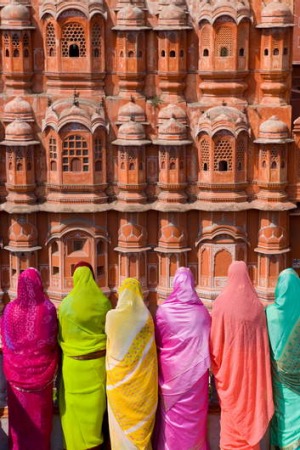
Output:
236 136 246 171
4 33 9 57
214 135 232 171
270 147 280 169
49 137 57 171
92 23 101 58
23 33 29 57
46 22 56 57
61 22 86 57
62 135 89 172
12 33 20 58
200 137 210 171
215 26 233 57
94 138 102 172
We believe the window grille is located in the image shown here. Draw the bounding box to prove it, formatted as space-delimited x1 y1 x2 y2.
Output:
61 23 86 57
215 26 233 57
214 137 232 171
200 138 210 171
92 23 101 58
46 23 56 56
62 135 89 172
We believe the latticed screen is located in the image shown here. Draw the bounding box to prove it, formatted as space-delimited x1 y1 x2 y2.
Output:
236 137 246 170
12 33 20 57
94 138 102 171
200 137 210 170
215 26 233 57
61 23 86 57
46 22 56 56
214 137 233 171
49 137 57 160
62 135 89 172
92 23 101 57
200 26 210 54
270 147 280 168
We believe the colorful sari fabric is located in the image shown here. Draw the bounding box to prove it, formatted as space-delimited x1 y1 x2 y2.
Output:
210 261 274 450
1 268 58 450
58 265 111 450
106 278 158 450
155 267 211 450
266 268 300 450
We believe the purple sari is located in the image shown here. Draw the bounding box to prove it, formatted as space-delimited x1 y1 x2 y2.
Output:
155 267 211 450
2 268 58 450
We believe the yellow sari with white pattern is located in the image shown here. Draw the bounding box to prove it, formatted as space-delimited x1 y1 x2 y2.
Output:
106 278 158 450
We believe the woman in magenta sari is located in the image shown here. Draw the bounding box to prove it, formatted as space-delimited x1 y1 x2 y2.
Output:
1 268 58 450
155 267 211 450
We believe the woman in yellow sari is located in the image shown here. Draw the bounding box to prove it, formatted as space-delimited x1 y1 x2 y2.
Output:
106 278 158 450
58 263 111 450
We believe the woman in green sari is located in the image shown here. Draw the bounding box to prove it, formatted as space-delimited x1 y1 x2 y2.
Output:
266 268 300 450
58 262 111 450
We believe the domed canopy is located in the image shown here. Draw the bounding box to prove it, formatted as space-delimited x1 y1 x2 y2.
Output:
156 3 191 29
2 119 39 145
112 120 151 146
0 2 33 29
117 4 145 27
158 104 186 124
159 117 187 140
3 97 33 122
254 116 293 144
257 0 293 28
117 102 146 123
197 106 249 138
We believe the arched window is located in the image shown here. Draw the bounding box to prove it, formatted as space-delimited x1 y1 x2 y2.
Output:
169 50 176 57
128 51 134 58
203 163 208 171
129 162 135 171
239 48 245 57
69 44 79 57
161 50 166 57
61 22 86 57
264 48 269 56
13 49 19 58
12 33 20 57
283 47 288 55
62 135 89 172
200 136 210 171
203 49 209 57
271 161 277 169
220 47 228 57
273 48 279 56
170 161 176 170
262 160 267 168
50 160 57 171
17 163 23 171
5 49 9 57
218 160 228 171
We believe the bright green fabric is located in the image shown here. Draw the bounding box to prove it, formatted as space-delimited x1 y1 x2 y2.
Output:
266 268 300 450
58 266 111 450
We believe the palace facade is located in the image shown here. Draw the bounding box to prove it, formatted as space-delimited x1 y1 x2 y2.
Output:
0 0 298 308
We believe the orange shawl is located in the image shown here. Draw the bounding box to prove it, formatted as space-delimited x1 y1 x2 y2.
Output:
210 261 274 448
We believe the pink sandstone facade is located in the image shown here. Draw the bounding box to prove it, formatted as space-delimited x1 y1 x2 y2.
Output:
0 0 298 309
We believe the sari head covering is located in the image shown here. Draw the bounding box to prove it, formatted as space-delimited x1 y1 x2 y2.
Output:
72 260 95 279
106 278 158 450
266 268 300 450
155 267 211 450
58 265 111 450
59 265 111 356
210 261 274 449
2 267 58 390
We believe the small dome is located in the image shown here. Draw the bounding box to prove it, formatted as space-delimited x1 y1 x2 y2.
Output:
119 223 146 246
118 120 146 141
9 221 38 246
1 2 31 26
117 5 145 26
159 223 186 247
158 117 187 140
158 104 186 124
158 4 187 26
260 0 293 27
4 97 33 121
258 224 287 248
259 116 290 140
118 102 146 123
5 119 34 142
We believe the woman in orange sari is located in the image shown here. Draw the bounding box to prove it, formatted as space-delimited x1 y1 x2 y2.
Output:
210 261 274 450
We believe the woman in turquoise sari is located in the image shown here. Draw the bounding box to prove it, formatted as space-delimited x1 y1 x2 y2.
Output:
266 268 300 450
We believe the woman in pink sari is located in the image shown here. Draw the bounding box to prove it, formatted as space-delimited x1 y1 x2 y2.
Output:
210 261 274 450
1 268 58 450
155 267 211 450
